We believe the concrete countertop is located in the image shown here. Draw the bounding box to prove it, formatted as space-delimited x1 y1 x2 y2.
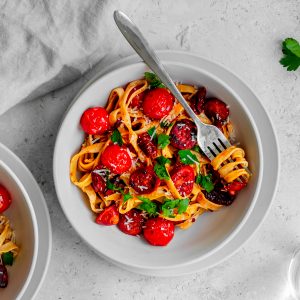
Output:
0 1 299 299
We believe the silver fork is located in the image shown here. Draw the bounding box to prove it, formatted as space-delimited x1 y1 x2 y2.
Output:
114 11 231 161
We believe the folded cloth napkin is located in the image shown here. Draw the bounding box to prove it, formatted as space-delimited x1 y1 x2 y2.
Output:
0 0 134 115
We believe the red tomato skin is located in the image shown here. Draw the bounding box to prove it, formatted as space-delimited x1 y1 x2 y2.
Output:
80 107 109 135
143 218 175 246
142 88 174 119
0 184 11 213
226 181 246 196
118 209 145 235
129 86 145 108
100 145 132 174
96 206 119 226
170 165 195 197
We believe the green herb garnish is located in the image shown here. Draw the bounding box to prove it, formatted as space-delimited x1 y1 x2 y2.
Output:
154 156 171 180
160 120 173 128
280 38 300 71
196 174 214 193
111 128 123 146
122 193 132 202
161 198 189 217
107 180 122 191
178 149 199 165
147 126 157 141
2 252 13 266
157 134 170 149
137 196 158 216
144 72 165 88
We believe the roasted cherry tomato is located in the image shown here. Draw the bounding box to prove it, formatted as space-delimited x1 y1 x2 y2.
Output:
203 98 229 124
142 88 174 119
91 165 107 193
0 184 11 213
129 86 145 108
100 145 132 174
80 107 109 135
143 217 175 246
226 181 246 196
190 87 206 114
96 205 119 226
129 166 160 194
170 165 195 197
118 209 145 235
170 119 197 150
137 132 158 159
203 190 234 206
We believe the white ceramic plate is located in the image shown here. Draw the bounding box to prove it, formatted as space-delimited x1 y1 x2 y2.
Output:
0 143 52 297
54 51 279 276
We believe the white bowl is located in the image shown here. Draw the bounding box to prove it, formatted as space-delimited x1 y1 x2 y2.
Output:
0 160 38 299
54 58 265 272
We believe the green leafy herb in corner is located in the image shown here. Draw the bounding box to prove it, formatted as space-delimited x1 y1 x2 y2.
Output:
144 72 165 88
137 196 158 216
154 156 171 180
161 198 189 218
157 134 170 149
178 149 199 165
196 174 214 193
280 38 300 71
111 128 123 146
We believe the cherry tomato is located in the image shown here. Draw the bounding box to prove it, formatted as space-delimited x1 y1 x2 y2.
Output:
0 184 11 213
80 107 109 135
129 86 145 108
100 145 132 174
143 217 175 246
170 119 197 150
170 165 195 197
118 209 145 235
129 166 160 194
203 98 229 124
142 88 174 119
226 181 246 196
96 205 119 226
91 165 107 193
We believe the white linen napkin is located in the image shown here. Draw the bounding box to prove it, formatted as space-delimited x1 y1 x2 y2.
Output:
0 0 134 115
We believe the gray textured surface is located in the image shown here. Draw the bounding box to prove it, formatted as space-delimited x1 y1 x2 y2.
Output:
0 0 299 299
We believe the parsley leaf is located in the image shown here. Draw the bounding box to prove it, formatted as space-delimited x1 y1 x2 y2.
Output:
154 156 171 180
196 174 214 193
160 120 173 128
161 198 189 217
137 196 158 216
111 129 123 146
280 38 300 71
157 134 170 149
144 72 165 88
147 127 157 142
122 193 132 202
107 180 122 191
178 150 199 165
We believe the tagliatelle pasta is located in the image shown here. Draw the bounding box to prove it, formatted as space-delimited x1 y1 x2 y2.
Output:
70 72 251 245
0 216 18 256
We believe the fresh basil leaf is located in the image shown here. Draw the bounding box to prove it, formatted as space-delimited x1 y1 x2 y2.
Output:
137 196 158 216
178 150 199 165
144 72 165 88
147 127 157 142
157 134 170 149
196 174 214 193
2 252 13 266
111 128 123 146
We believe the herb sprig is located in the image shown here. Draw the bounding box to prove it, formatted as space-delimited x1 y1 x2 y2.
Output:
280 38 300 71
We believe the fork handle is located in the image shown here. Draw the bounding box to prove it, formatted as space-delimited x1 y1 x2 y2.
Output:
114 10 201 124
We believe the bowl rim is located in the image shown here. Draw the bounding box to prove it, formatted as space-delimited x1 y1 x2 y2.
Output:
0 159 39 297
53 58 264 270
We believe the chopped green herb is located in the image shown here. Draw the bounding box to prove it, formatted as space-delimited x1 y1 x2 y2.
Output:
160 120 173 128
161 198 189 217
280 38 300 71
137 196 158 216
2 252 13 266
107 180 122 191
111 128 123 146
154 156 171 180
156 156 171 165
144 72 165 88
147 126 157 141
157 134 170 149
196 174 214 193
178 149 199 165
122 193 132 202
